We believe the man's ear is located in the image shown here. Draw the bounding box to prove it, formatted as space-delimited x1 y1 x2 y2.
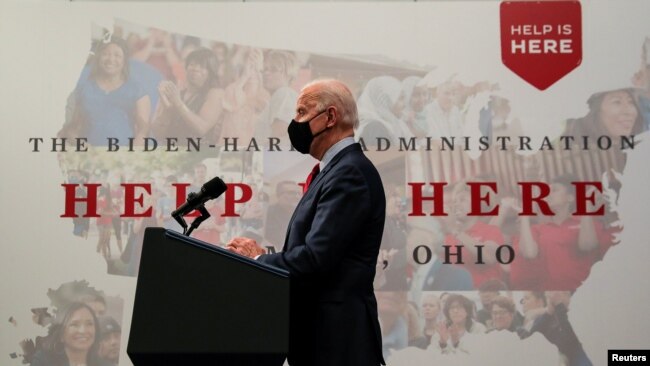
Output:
327 106 339 128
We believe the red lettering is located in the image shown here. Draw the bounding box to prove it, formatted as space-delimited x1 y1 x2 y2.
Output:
572 181 604 215
61 180 605 220
467 182 499 216
408 182 448 216
121 184 152 218
518 182 553 216
223 183 253 217
60 184 101 218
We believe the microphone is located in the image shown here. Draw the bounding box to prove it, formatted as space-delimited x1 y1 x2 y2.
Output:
172 176 228 219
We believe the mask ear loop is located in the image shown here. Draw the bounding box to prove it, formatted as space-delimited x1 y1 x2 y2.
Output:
313 108 335 138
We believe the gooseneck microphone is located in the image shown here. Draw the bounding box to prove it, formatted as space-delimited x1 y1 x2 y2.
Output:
172 176 228 235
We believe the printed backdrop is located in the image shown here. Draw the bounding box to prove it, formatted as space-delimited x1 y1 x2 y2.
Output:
1 1 650 365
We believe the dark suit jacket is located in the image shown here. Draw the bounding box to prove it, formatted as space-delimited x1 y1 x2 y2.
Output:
259 143 386 366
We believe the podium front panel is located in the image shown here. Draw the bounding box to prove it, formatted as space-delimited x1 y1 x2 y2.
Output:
128 228 289 365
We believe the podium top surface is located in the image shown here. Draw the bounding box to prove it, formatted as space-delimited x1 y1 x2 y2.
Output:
165 229 289 278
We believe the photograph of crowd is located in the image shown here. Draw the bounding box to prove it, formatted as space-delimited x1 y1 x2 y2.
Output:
7 280 123 366
377 289 590 366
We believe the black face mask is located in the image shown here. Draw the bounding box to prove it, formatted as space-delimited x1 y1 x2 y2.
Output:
288 109 330 154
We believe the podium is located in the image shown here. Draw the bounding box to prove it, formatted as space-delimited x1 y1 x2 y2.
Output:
127 228 289 366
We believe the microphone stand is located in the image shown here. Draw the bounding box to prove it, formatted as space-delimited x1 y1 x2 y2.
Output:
185 205 211 237
172 189 191 235
173 213 188 235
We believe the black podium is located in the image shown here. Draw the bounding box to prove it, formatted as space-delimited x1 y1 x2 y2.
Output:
128 228 289 366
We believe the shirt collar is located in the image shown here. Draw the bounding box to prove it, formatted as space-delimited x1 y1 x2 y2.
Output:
319 136 355 170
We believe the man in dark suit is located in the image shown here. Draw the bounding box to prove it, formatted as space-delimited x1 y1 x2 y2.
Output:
227 79 386 366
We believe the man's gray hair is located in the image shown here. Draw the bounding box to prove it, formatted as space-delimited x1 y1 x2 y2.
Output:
302 79 359 129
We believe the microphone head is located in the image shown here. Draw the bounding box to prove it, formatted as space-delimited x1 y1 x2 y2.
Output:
201 176 228 199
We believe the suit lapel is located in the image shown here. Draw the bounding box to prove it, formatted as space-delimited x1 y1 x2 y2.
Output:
306 143 359 191
281 144 360 252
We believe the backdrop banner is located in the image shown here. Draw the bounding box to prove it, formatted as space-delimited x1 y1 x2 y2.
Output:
1 1 650 365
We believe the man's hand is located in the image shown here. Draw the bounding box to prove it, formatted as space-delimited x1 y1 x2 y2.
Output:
225 237 266 258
